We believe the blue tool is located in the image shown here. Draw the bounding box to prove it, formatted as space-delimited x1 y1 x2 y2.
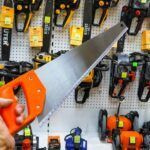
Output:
65 127 87 150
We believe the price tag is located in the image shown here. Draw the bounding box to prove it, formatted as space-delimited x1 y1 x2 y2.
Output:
24 127 31 136
121 72 127 79
74 135 81 144
44 16 51 24
29 27 43 48
0 81 5 87
118 121 124 128
70 26 84 46
0 6 14 28
141 30 150 52
130 136 136 144
141 0 147 3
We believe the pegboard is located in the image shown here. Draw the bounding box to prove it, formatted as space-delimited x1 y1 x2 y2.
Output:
53 0 150 110
0 0 150 149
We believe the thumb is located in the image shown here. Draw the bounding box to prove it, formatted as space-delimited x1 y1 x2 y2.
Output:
0 98 13 108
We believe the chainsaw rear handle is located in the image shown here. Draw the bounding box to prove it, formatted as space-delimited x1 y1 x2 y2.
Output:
92 0 111 27
138 80 150 102
111 0 120 7
0 70 46 135
98 109 108 141
121 6 147 36
75 82 92 104
14 1 32 32
138 61 150 102
127 14 145 36
92 7 108 27
54 0 80 27
109 72 128 100
14 10 31 32
54 9 72 27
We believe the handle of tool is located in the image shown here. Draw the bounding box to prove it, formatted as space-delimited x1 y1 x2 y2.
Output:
24 13 33 32
128 17 144 36
0 70 46 135
64 10 75 28
15 11 30 32
99 9 109 27
92 8 109 27
138 80 150 102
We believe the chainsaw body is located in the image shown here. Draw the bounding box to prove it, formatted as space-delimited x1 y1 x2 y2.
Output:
54 0 80 27
92 0 111 27
65 127 87 150
14 0 42 32
75 59 109 104
98 109 139 141
109 54 137 100
120 0 149 36
113 130 143 150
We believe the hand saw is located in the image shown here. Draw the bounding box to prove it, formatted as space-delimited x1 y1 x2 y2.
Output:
0 22 127 135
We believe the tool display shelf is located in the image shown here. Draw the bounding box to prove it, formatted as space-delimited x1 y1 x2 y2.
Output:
0 0 150 149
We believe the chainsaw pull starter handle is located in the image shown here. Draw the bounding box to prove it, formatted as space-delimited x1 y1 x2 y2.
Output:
0 70 46 135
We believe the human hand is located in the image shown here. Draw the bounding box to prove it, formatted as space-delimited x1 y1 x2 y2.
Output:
0 98 24 150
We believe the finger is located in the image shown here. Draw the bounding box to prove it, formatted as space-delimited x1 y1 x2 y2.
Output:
0 117 15 149
6 135 15 150
0 98 12 108
15 104 25 116
0 117 10 135
16 114 25 125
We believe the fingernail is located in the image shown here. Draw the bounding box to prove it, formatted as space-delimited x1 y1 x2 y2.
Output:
16 115 24 125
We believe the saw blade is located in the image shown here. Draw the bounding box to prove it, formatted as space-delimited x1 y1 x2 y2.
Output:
35 22 127 124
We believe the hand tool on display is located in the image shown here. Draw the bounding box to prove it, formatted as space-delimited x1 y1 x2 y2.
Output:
54 0 80 27
0 22 127 135
138 54 150 102
48 136 61 150
92 0 112 27
98 109 139 141
109 52 144 100
64 127 87 150
14 0 43 32
75 58 109 104
1 0 13 61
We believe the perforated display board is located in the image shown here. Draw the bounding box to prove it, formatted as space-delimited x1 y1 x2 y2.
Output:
0 0 150 149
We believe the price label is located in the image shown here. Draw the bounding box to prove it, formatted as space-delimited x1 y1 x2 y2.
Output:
0 6 14 28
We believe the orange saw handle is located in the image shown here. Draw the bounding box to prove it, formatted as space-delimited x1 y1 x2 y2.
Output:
0 70 46 135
